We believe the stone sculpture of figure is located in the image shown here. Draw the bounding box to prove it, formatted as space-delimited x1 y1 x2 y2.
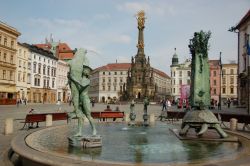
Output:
67 48 97 137
136 10 146 28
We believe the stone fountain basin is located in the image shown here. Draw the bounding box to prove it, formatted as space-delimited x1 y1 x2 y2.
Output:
11 122 250 166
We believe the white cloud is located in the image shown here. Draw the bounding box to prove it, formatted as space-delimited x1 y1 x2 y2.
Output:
113 34 131 44
117 2 151 13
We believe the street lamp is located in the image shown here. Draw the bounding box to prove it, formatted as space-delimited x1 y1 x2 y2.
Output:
219 52 222 110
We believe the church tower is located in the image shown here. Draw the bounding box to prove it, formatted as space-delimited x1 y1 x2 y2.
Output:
126 11 155 100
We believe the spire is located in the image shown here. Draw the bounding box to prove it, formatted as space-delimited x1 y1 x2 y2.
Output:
172 48 179 66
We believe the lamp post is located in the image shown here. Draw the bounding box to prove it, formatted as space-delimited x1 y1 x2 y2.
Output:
219 52 222 110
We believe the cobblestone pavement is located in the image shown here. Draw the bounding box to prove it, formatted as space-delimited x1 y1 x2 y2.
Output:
0 103 248 165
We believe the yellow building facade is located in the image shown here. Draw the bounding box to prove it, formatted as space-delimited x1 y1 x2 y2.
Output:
0 21 21 105
221 63 238 103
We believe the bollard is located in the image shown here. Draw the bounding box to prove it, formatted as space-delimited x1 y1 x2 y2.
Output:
125 113 130 123
46 115 53 127
230 118 238 131
4 118 13 135
149 114 155 125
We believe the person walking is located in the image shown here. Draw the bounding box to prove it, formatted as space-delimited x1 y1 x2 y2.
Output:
227 98 231 108
162 99 167 111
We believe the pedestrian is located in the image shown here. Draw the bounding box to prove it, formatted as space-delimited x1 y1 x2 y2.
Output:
113 106 120 121
24 98 27 105
227 98 231 108
91 99 95 107
218 101 221 110
162 99 167 111
103 105 112 121
16 99 19 107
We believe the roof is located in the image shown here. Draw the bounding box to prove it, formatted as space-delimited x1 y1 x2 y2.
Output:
35 42 74 60
209 60 220 66
235 9 250 29
22 43 58 60
94 63 170 78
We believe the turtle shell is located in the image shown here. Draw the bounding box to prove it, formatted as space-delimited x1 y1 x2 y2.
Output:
182 110 219 124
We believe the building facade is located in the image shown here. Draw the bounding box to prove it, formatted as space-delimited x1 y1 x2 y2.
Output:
56 60 70 102
0 21 21 104
16 43 31 102
170 50 191 100
89 63 170 103
221 63 238 102
234 10 250 110
209 60 221 102
23 43 58 103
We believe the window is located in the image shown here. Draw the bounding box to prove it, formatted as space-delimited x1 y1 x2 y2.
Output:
27 74 31 84
222 69 226 75
120 72 123 75
3 53 6 62
10 71 14 81
179 71 182 77
23 62 26 68
103 72 105 75
213 89 216 95
173 88 175 93
230 87 234 94
108 86 111 91
23 73 26 82
179 79 182 85
187 71 191 76
114 72 117 75
230 69 234 75
47 66 50 76
3 70 6 79
52 79 55 88
28 62 31 70
43 65 46 75
213 80 216 86
213 71 216 77
102 78 105 82
39 56 41 61
222 87 226 94
11 40 14 48
4 38 7 46
173 80 175 85
0 34 1 43
18 72 21 81
222 77 226 84
38 64 41 74
108 77 111 82
230 77 234 84
102 86 105 91
114 86 116 91
10 55 14 64
173 71 175 77
114 77 117 83
33 63 36 73
120 78 123 82
47 80 49 87
109 72 111 75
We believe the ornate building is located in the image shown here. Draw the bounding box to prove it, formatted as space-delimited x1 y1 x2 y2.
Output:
209 60 221 102
0 21 21 104
126 11 155 100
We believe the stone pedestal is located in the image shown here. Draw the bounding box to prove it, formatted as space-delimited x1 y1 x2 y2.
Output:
149 114 155 125
4 118 13 135
46 115 53 127
230 118 238 131
68 135 102 148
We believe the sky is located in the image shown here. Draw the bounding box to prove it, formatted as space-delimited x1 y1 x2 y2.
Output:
0 0 249 75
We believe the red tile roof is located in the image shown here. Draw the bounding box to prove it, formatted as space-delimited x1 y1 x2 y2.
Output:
35 44 51 51
94 63 170 78
236 9 250 29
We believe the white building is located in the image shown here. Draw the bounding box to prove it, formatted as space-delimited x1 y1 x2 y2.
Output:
234 9 250 109
56 60 70 102
89 63 171 102
23 43 58 103
170 50 191 100
16 43 31 102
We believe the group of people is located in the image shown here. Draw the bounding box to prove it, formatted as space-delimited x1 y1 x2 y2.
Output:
103 105 120 121
16 98 27 107
161 99 171 111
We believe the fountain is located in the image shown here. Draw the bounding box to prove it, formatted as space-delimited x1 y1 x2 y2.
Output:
10 11 250 166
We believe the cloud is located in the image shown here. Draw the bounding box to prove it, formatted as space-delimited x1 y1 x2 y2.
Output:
116 2 176 16
113 34 131 44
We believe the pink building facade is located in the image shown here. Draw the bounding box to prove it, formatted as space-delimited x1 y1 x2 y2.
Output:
209 60 221 103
